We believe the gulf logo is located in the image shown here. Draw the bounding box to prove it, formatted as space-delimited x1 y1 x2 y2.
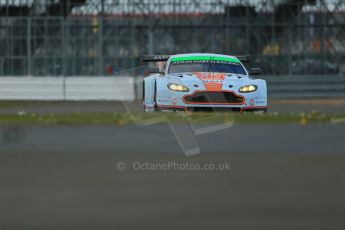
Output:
193 72 225 91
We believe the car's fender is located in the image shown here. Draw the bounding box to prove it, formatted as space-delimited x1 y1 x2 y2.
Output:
143 75 157 108
243 79 267 107
156 76 171 98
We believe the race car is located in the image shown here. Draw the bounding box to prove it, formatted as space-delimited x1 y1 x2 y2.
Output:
142 53 267 113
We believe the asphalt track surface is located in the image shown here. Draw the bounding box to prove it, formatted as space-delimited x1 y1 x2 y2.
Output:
1 100 345 229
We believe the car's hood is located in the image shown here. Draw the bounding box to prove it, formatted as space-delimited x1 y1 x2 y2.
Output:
165 72 252 91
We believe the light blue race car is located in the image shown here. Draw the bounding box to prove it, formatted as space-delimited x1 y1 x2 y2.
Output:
142 53 267 113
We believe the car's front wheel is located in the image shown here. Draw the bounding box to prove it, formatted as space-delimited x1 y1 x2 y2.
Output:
253 108 268 114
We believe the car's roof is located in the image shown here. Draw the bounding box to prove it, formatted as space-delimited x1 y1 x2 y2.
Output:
170 53 238 60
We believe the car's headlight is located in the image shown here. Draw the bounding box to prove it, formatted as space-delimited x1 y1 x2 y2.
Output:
167 83 189 92
239 85 257 93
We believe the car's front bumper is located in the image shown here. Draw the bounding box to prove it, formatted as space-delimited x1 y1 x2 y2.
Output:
156 90 267 112
156 104 268 113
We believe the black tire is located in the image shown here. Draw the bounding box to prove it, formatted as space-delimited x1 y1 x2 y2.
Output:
153 81 159 112
254 108 267 114
242 108 267 114
142 81 145 111
143 80 158 112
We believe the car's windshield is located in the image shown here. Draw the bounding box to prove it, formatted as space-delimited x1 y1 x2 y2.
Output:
168 57 247 75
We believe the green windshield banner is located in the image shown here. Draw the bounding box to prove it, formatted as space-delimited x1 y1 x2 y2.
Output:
171 56 240 63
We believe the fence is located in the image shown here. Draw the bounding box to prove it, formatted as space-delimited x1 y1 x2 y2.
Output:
0 0 344 76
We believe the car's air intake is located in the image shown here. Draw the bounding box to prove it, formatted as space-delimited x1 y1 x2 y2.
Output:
184 91 244 104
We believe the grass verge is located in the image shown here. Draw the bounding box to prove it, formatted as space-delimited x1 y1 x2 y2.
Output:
0 111 344 126
0 101 26 108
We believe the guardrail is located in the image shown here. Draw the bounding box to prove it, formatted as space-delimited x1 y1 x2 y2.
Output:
263 75 345 98
0 77 135 101
0 75 344 101
134 75 345 99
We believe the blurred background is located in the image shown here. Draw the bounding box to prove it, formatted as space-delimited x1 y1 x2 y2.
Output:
0 0 344 76
1 2 345 229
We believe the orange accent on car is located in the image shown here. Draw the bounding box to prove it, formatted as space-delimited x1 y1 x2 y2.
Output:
192 72 225 91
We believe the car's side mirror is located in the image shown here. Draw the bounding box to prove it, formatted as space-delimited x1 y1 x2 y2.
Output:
249 68 262 76
148 68 163 74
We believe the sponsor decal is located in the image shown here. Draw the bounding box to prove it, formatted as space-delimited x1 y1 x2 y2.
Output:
256 100 266 105
172 97 177 105
158 98 170 103
153 55 170 60
193 72 225 91
171 56 240 63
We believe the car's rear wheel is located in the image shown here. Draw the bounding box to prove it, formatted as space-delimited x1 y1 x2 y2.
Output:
142 82 145 111
153 81 160 112
143 81 158 112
